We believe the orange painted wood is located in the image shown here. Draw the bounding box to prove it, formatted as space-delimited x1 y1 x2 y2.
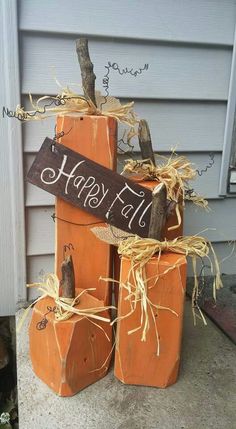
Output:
114 179 183 307
29 288 112 396
114 253 187 388
55 115 117 305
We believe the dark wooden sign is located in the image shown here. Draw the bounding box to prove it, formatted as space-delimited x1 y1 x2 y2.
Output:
27 138 153 237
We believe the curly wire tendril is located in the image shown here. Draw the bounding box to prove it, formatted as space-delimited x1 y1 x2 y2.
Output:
185 153 215 202
101 61 149 109
2 94 89 122
196 152 215 177
36 306 57 331
100 61 149 157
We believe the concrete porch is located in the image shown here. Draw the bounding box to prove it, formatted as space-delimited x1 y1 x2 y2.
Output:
16 299 236 429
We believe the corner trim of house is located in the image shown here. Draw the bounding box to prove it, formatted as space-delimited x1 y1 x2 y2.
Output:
0 0 26 315
219 24 236 196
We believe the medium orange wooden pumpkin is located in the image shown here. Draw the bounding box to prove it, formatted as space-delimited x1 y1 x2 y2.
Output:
114 253 187 388
114 179 183 306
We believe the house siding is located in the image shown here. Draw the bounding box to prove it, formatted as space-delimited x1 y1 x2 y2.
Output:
17 0 236 300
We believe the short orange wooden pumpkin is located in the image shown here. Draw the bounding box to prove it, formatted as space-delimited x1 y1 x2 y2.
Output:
29 288 112 396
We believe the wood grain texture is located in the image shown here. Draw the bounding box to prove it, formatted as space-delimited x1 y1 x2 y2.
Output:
76 38 97 106
138 119 156 165
19 0 236 46
20 34 232 100
61 255 75 298
148 183 167 239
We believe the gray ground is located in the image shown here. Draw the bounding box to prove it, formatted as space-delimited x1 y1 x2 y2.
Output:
17 299 236 429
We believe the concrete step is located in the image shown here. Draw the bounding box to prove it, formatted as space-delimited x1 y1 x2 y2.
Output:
16 299 236 429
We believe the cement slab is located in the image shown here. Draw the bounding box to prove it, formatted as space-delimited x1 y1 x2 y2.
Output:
187 275 236 343
16 300 236 429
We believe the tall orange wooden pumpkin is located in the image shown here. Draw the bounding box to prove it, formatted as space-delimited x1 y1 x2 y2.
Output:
55 115 117 306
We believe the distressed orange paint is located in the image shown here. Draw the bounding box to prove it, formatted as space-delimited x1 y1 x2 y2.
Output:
114 179 183 306
114 254 187 388
29 289 112 396
55 115 117 305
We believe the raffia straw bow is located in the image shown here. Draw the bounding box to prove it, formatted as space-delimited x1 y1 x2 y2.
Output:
118 235 222 320
15 88 138 128
122 155 209 230
17 273 114 333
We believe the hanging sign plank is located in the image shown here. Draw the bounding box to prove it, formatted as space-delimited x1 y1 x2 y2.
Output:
27 138 153 237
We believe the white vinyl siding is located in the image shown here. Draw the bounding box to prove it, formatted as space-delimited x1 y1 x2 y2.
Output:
17 0 236 299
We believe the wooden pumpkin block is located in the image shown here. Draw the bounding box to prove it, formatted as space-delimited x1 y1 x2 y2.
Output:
114 253 187 388
131 179 183 239
29 288 112 396
55 115 117 305
114 179 183 306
